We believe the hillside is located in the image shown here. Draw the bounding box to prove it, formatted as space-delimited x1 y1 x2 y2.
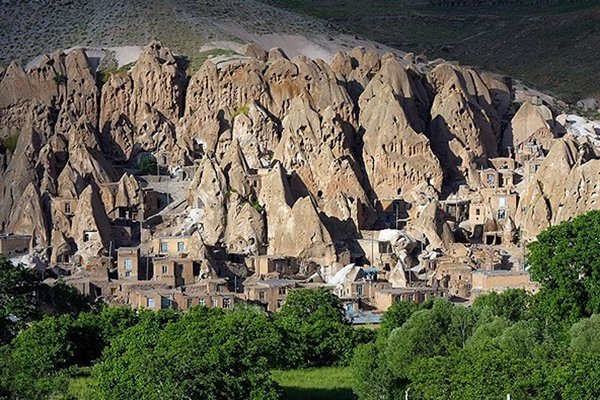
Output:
265 0 600 102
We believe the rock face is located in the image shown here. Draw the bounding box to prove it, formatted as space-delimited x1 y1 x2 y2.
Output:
517 135 600 239
427 64 505 187
360 56 443 200
0 40 597 272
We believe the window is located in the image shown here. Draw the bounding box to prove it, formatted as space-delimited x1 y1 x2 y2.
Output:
64 203 71 214
177 241 185 252
476 208 481 216
147 298 155 309
187 298 193 308
497 209 507 220
124 258 132 270
276 299 283 309
498 197 507 209
487 173 495 185
198 298 205 306
408 294 414 302
223 298 232 309
162 265 168 274
211 298 218 308
160 242 168 253
278 287 287 296
259 291 265 301
125 271 131 278
356 284 364 297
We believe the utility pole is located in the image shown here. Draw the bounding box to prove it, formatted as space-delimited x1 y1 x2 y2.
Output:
371 198 377 268
108 240 113 270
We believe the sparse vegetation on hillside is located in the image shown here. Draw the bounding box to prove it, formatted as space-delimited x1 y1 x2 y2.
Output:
266 0 600 101
1 131 19 154
53 74 68 86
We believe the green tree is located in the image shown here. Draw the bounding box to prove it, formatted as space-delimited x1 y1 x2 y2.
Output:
93 307 280 400
472 288 532 322
136 157 158 175
0 256 39 344
274 288 355 368
3 315 78 399
527 210 600 323
553 316 600 399
379 300 420 335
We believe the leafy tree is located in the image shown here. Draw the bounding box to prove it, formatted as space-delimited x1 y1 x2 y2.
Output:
44 281 97 316
379 300 420 335
552 317 600 399
274 288 356 368
472 288 532 322
136 157 158 175
3 315 79 398
352 340 405 400
0 256 40 344
93 307 280 400
527 210 600 323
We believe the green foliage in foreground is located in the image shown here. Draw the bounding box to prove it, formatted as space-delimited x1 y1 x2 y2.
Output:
0 284 366 399
4 211 600 399
271 367 355 400
528 210 600 324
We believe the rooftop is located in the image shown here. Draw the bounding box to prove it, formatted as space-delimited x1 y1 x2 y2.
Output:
473 269 529 276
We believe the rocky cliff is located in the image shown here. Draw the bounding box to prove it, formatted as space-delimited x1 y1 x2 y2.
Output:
0 40 598 267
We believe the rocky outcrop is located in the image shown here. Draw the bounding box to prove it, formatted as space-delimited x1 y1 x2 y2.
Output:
274 95 370 236
187 157 228 245
70 184 112 262
517 135 600 239
428 64 501 187
258 163 335 264
360 56 443 200
503 101 555 150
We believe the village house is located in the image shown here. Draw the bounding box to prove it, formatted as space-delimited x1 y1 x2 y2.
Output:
117 247 140 280
131 288 177 310
372 286 449 311
355 237 395 269
152 256 196 287
0 233 31 257
248 255 299 277
52 197 78 219
244 278 301 312
152 235 192 257
471 269 538 296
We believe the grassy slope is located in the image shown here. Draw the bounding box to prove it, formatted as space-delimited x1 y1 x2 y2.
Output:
271 367 356 400
266 0 600 102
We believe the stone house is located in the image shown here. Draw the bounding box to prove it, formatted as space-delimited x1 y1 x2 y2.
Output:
152 235 192 257
471 270 538 296
117 247 140 280
244 278 300 312
372 286 449 311
0 233 31 257
152 256 196 287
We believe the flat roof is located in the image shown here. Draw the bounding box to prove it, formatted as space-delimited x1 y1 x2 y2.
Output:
375 286 446 295
0 233 31 239
473 270 529 276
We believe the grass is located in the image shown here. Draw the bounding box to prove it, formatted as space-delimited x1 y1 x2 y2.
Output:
184 48 240 77
1 131 19 154
271 367 356 400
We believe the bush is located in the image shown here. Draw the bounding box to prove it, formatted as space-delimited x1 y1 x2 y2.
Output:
0 132 19 154
136 157 158 175
53 74 68 86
